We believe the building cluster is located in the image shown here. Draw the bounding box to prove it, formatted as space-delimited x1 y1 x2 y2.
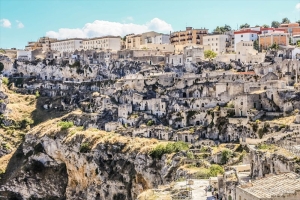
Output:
3 22 300 200
12 22 300 68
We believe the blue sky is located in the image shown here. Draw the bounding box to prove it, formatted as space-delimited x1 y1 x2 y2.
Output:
1 0 300 49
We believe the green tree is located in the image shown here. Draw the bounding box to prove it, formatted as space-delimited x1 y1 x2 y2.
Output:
0 62 4 72
297 40 300 47
221 149 232 164
271 21 280 28
2 77 9 85
255 25 260 27
213 25 231 34
282 17 290 24
239 23 250 29
209 164 225 176
253 40 259 51
204 50 217 61
262 24 270 28
297 20 300 26
270 43 279 50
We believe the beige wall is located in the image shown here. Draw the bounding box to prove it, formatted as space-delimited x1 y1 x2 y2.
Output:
83 37 121 52
126 34 142 49
171 27 208 45
203 34 228 54
139 43 175 52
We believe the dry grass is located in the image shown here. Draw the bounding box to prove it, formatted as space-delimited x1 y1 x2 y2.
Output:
4 88 36 123
211 144 239 154
266 115 296 126
26 112 166 154
0 151 14 175
138 190 171 200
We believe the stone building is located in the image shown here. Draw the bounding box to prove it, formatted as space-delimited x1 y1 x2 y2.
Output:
51 38 84 52
236 173 300 200
170 27 208 45
203 34 229 54
83 36 121 52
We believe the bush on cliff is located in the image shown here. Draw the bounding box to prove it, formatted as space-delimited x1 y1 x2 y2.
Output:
80 142 91 153
149 141 189 159
58 121 74 130
2 77 9 85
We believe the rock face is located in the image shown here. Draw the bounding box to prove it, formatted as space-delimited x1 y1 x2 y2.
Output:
249 149 297 178
0 128 183 200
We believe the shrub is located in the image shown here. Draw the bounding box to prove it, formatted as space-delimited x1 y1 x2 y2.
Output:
221 149 232 164
149 141 189 159
209 164 224 176
20 117 34 129
80 142 91 153
147 120 154 126
35 91 40 98
58 121 74 130
279 124 286 130
252 122 258 132
194 168 210 179
257 143 275 150
0 62 4 72
186 151 194 159
258 128 264 139
2 77 9 85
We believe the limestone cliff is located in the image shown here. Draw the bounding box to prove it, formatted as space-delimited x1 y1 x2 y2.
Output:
0 116 184 200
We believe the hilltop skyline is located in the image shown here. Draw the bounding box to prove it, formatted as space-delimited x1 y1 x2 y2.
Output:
1 0 300 49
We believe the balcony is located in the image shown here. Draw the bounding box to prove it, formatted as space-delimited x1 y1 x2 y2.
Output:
180 34 186 36
196 42 201 44
187 37 192 40
171 34 178 38
196 31 207 34
128 41 132 43
187 33 192 36
180 39 186 42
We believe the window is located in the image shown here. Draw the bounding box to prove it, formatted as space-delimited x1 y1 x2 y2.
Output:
241 102 243 105
241 35 243 38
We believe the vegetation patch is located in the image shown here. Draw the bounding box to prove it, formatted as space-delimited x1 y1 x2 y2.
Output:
57 121 74 130
149 141 189 159
80 142 91 153
147 120 154 126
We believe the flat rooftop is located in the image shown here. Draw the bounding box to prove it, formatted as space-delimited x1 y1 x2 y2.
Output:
238 172 300 198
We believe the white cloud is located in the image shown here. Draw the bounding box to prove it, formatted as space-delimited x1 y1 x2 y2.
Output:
16 20 24 28
46 18 173 39
0 19 11 28
296 3 300 10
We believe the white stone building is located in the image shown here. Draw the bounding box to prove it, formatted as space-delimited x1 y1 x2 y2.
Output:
51 38 83 52
203 34 228 54
234 28 260 51
144 33 170 44
165 54 184 66
17 50 33 61
83 36 121 52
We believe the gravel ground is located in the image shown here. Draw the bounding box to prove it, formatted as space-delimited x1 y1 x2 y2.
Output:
173 179 216 200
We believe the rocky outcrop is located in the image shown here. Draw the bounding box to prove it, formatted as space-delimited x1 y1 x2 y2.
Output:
0 120 184 200
249 149 298 178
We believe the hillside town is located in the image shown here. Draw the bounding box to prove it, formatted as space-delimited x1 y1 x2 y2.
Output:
2 17 300 200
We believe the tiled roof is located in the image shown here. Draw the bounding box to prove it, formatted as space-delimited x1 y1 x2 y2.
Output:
238 172 300 198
